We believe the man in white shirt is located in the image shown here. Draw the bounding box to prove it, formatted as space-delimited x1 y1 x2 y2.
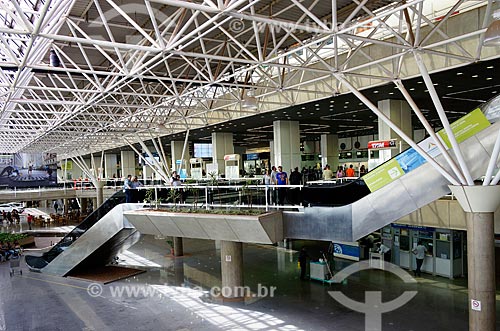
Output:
412 241 428 277
377 242 391 262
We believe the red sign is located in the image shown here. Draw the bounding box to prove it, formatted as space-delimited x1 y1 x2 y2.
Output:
367 140 397 149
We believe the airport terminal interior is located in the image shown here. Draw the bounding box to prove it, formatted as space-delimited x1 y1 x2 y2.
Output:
0 0 500 330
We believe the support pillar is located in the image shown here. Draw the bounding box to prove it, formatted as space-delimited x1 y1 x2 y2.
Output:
377 99 412 158
173 237 183 257
92 198 98 211
104 154 118 179
211 132 234 176
448 185 500 331
273 120 301 172
121 151 136 178
321 134 339 169
95 181 104 208
80 198 88 214
171 141 190 176
220 241 244 298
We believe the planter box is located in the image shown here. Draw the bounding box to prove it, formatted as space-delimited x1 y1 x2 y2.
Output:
18 236 35 247
124 210 283 244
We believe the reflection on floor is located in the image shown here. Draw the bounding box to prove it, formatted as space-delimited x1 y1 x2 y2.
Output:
1 235 499 331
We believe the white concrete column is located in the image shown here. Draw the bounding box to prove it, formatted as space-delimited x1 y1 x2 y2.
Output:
220 241 244 299
377 99 412 158
95 181 105 208
321 134 339 169
104 154 118 179
269 140 274 167
121 151 136 178
171 141 190 175
448 185 500 331
211 132 234 176
273 120 301 172
173 237 183 257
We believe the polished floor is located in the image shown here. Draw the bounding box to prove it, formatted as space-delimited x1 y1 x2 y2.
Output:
1 234 499 331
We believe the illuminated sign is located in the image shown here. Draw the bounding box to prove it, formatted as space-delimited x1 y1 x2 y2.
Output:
367 140 397 150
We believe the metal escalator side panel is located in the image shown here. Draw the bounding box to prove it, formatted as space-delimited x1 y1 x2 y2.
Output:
41 190 126 264
41 203 144 276
351 120 500 240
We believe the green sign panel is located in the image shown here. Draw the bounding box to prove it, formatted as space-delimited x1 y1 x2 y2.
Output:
362 158 404 192
437 108 490 148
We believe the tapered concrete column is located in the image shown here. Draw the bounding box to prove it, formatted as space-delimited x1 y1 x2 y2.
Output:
95 181 104 208
104 154 118 179
211 132 234 176
173 237 183 257
92 198 98 211
449 185 500 331
377 99 412 158
273 120 301 172
121 151 136 178
220 241 244 298
80 198 88 214
321 134 339 169
171 140 190 176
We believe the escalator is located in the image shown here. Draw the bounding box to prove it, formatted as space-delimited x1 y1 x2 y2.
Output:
284 95 500 242
25 190 146 276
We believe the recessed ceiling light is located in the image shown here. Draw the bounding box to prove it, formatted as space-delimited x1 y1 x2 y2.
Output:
389 92 394 95
433 83 438 86
344 106 348 108
472 75 478 78
297 111 301 114
487 66 494 69
345 101 349 104
310 112 314 115
486 77 493 80
315 104 319 106
424 90 429 92
358 102 363 106
301 107 306 110
410 88 415 91
417 81 423 83
447 85 453 88
373 90 379 94
330 100 334 103
456 72 463 76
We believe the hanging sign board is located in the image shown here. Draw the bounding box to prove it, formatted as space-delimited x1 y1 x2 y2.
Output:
362 158 404 192
367 139 397 150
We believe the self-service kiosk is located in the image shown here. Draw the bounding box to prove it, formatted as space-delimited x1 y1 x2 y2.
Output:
190 158 204 180
224 154 240 180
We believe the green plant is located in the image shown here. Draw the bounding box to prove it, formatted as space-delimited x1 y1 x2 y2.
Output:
0 233 29 243
144 188 163 209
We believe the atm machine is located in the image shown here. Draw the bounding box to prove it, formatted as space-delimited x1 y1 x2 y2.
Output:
190 158 204 180
224 154 240 180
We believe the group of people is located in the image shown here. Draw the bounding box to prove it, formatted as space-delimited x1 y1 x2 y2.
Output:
1 210 20 225
123 175 144 203
0 240 21 262
262 165 303 206
324 164 366 179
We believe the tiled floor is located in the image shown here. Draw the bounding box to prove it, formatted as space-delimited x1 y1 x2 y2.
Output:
1 235 499 331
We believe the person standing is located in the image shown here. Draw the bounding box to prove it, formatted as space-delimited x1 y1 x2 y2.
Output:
359 165 367 177
131 176 143 203
27 214 33 230
276 166 288 206
377 242 391 262
53 200 59 214
263 169 272 205
412 241 428 277
270 166 278 205
289 167 302 205
323 165 334 180
298 247 309 280
123 175 132 203
346 164 356 177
